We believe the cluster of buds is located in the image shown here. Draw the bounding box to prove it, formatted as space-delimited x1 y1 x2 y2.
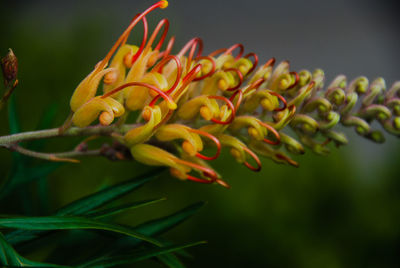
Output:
68 1 400 187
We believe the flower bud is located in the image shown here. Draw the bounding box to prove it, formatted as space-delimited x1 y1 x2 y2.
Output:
71 97 113 127
70 67 116 112
155 124 203 156
1 49 18 87
124 105 162 146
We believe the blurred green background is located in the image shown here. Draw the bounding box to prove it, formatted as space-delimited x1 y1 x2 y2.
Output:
1 0 400 267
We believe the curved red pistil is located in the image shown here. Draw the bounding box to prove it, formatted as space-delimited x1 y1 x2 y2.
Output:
224 68 244 91
267 91 288 112
144 18 169 53
102 82 174 108
193 56 216 81
151 55 182 94
178 37 204 71
208 48 227 58
159 36 175 59
170 64 202 100
287 71 300 89
174 158 218 184
275 153 299 167
128 15 148 65
229 89 243 111
209 95 236 125
263 57 276 68
97 1 166 70
225 43 244 59
242 146 262 172
244 78 265 94
258 120 281 145
189 128 221 161
244 52 259 75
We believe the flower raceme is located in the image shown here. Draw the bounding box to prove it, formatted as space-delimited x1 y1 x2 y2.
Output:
68 1 400 187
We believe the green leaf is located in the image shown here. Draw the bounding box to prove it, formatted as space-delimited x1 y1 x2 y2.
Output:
70 202 204 267
87 198 166 219
78 241 206 268
111 202 205 250
0 216 163 247
5 170 164 245
136 202 205 237
56 168 163 216
27 104 58 152
0 232 70 267
7 94 20 135
157 253 186 268
0 162 61 200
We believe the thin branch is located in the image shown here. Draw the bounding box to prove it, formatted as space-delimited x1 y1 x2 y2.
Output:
0 80 18 111
1 144 101 163
0 124 137 145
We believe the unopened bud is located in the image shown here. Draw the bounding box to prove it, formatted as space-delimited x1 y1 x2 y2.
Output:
1 49 18 87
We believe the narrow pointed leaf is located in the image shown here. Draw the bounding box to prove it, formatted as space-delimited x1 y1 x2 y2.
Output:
0 162 61 200
111 202 205 250
157 253 186 268
5 170 164 245
56 168 163 216
136 202 205 237
0 233 69 267
78 241 206 268
0 216 163 246
87 198 166 219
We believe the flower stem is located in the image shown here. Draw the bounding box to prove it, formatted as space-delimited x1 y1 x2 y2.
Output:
0 124 136 145
0 144 101 163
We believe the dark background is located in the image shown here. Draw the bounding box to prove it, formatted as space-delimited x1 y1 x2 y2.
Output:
1 0 400 267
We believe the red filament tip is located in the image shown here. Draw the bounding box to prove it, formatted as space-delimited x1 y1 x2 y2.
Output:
193 56 216 81
209 95 236 125
152 55 182 94
263 58 276 68
287 71 300 89
229 89 243 112
189 128 221 161
145 18 170 52
102 82 174 108
258 121 281 145
159 36 175 59
208 48 227 58
225 43 244 59
224 68 244 91
98 1 167 70
178 38 204 71
127 15 149 65
267 91 288 112
242 146 262 172
244 52 259 75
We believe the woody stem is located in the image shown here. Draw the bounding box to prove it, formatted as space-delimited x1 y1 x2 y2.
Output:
0 124 138 145
0 144 101 163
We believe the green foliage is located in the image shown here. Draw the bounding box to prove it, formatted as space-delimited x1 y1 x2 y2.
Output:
0 103 205 267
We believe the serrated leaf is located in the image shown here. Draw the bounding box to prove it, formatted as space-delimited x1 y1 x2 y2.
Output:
87 198 166 219
78 241 206 268
0 216 163 246
0 232 69 267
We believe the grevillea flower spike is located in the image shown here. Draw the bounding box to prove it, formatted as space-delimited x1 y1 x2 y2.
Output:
65 1 400 187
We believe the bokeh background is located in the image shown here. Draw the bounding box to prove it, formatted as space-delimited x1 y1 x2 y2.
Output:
1 0 400 267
